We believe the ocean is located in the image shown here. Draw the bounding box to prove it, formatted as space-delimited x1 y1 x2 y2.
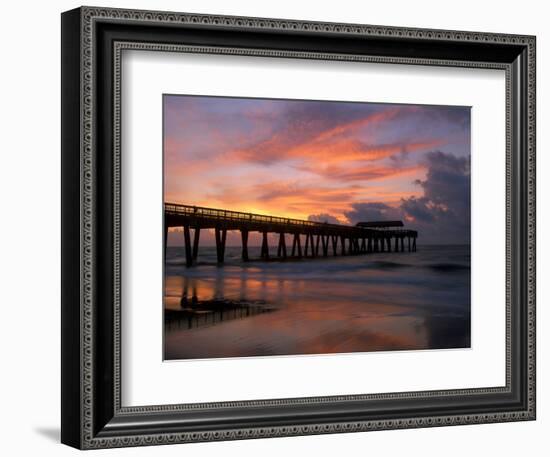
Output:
164 244 470 360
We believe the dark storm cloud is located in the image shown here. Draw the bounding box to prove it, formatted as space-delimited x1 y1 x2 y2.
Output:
401 151 470 244
308 213 342 224
343 151 470 245
418 150 470 203
345 202 403 224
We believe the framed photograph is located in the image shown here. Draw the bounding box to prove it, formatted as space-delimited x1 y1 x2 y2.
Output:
61 6 536 449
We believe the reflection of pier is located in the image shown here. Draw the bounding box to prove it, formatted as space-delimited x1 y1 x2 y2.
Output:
165 203 418 267
165 277 275 331
165 302 275 331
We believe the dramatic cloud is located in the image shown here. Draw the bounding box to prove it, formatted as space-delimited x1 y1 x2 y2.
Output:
342 151 470 244
228 107 445 169
345 202 403 225
203 181 366 219
305 164 425 182
164 95 471 244
400 151 470 244
308 213 344 224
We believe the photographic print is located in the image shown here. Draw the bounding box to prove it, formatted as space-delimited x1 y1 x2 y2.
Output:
163 95 471 360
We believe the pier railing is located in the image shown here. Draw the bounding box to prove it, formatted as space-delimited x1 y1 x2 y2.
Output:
165 203 346 231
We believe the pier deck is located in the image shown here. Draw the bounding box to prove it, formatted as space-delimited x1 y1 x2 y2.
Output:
165 203 418 266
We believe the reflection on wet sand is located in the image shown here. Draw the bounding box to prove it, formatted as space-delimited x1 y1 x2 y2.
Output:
164 245 471 360
165 302 276 331
165 277 276 331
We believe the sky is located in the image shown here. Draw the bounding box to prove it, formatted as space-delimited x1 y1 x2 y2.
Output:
164 95 471 245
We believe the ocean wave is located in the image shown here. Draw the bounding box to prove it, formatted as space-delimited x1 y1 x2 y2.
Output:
367 260 410 269
166 246 471 280
425 263 470 272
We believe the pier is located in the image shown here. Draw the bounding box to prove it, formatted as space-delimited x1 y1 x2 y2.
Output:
165 203 418 267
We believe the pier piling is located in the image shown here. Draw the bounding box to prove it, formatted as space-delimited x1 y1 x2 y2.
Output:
241 230 249 261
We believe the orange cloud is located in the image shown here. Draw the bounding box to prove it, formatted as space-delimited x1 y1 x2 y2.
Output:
226 113 444 173
163 98 466 229
226 106 419 166
299 163 425 182
289 138 445 166
193 178 420 222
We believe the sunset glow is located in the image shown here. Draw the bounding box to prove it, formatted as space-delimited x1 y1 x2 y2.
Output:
164 95 471 244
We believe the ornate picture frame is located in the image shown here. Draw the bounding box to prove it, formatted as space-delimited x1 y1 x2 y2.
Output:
61 6 536 449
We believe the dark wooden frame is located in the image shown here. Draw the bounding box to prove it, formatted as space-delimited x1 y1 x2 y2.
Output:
61 6 536 449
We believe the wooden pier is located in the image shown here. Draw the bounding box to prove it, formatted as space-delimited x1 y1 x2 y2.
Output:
165 203 418 267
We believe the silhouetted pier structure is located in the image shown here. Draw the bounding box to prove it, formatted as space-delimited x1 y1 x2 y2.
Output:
165 203 418 267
